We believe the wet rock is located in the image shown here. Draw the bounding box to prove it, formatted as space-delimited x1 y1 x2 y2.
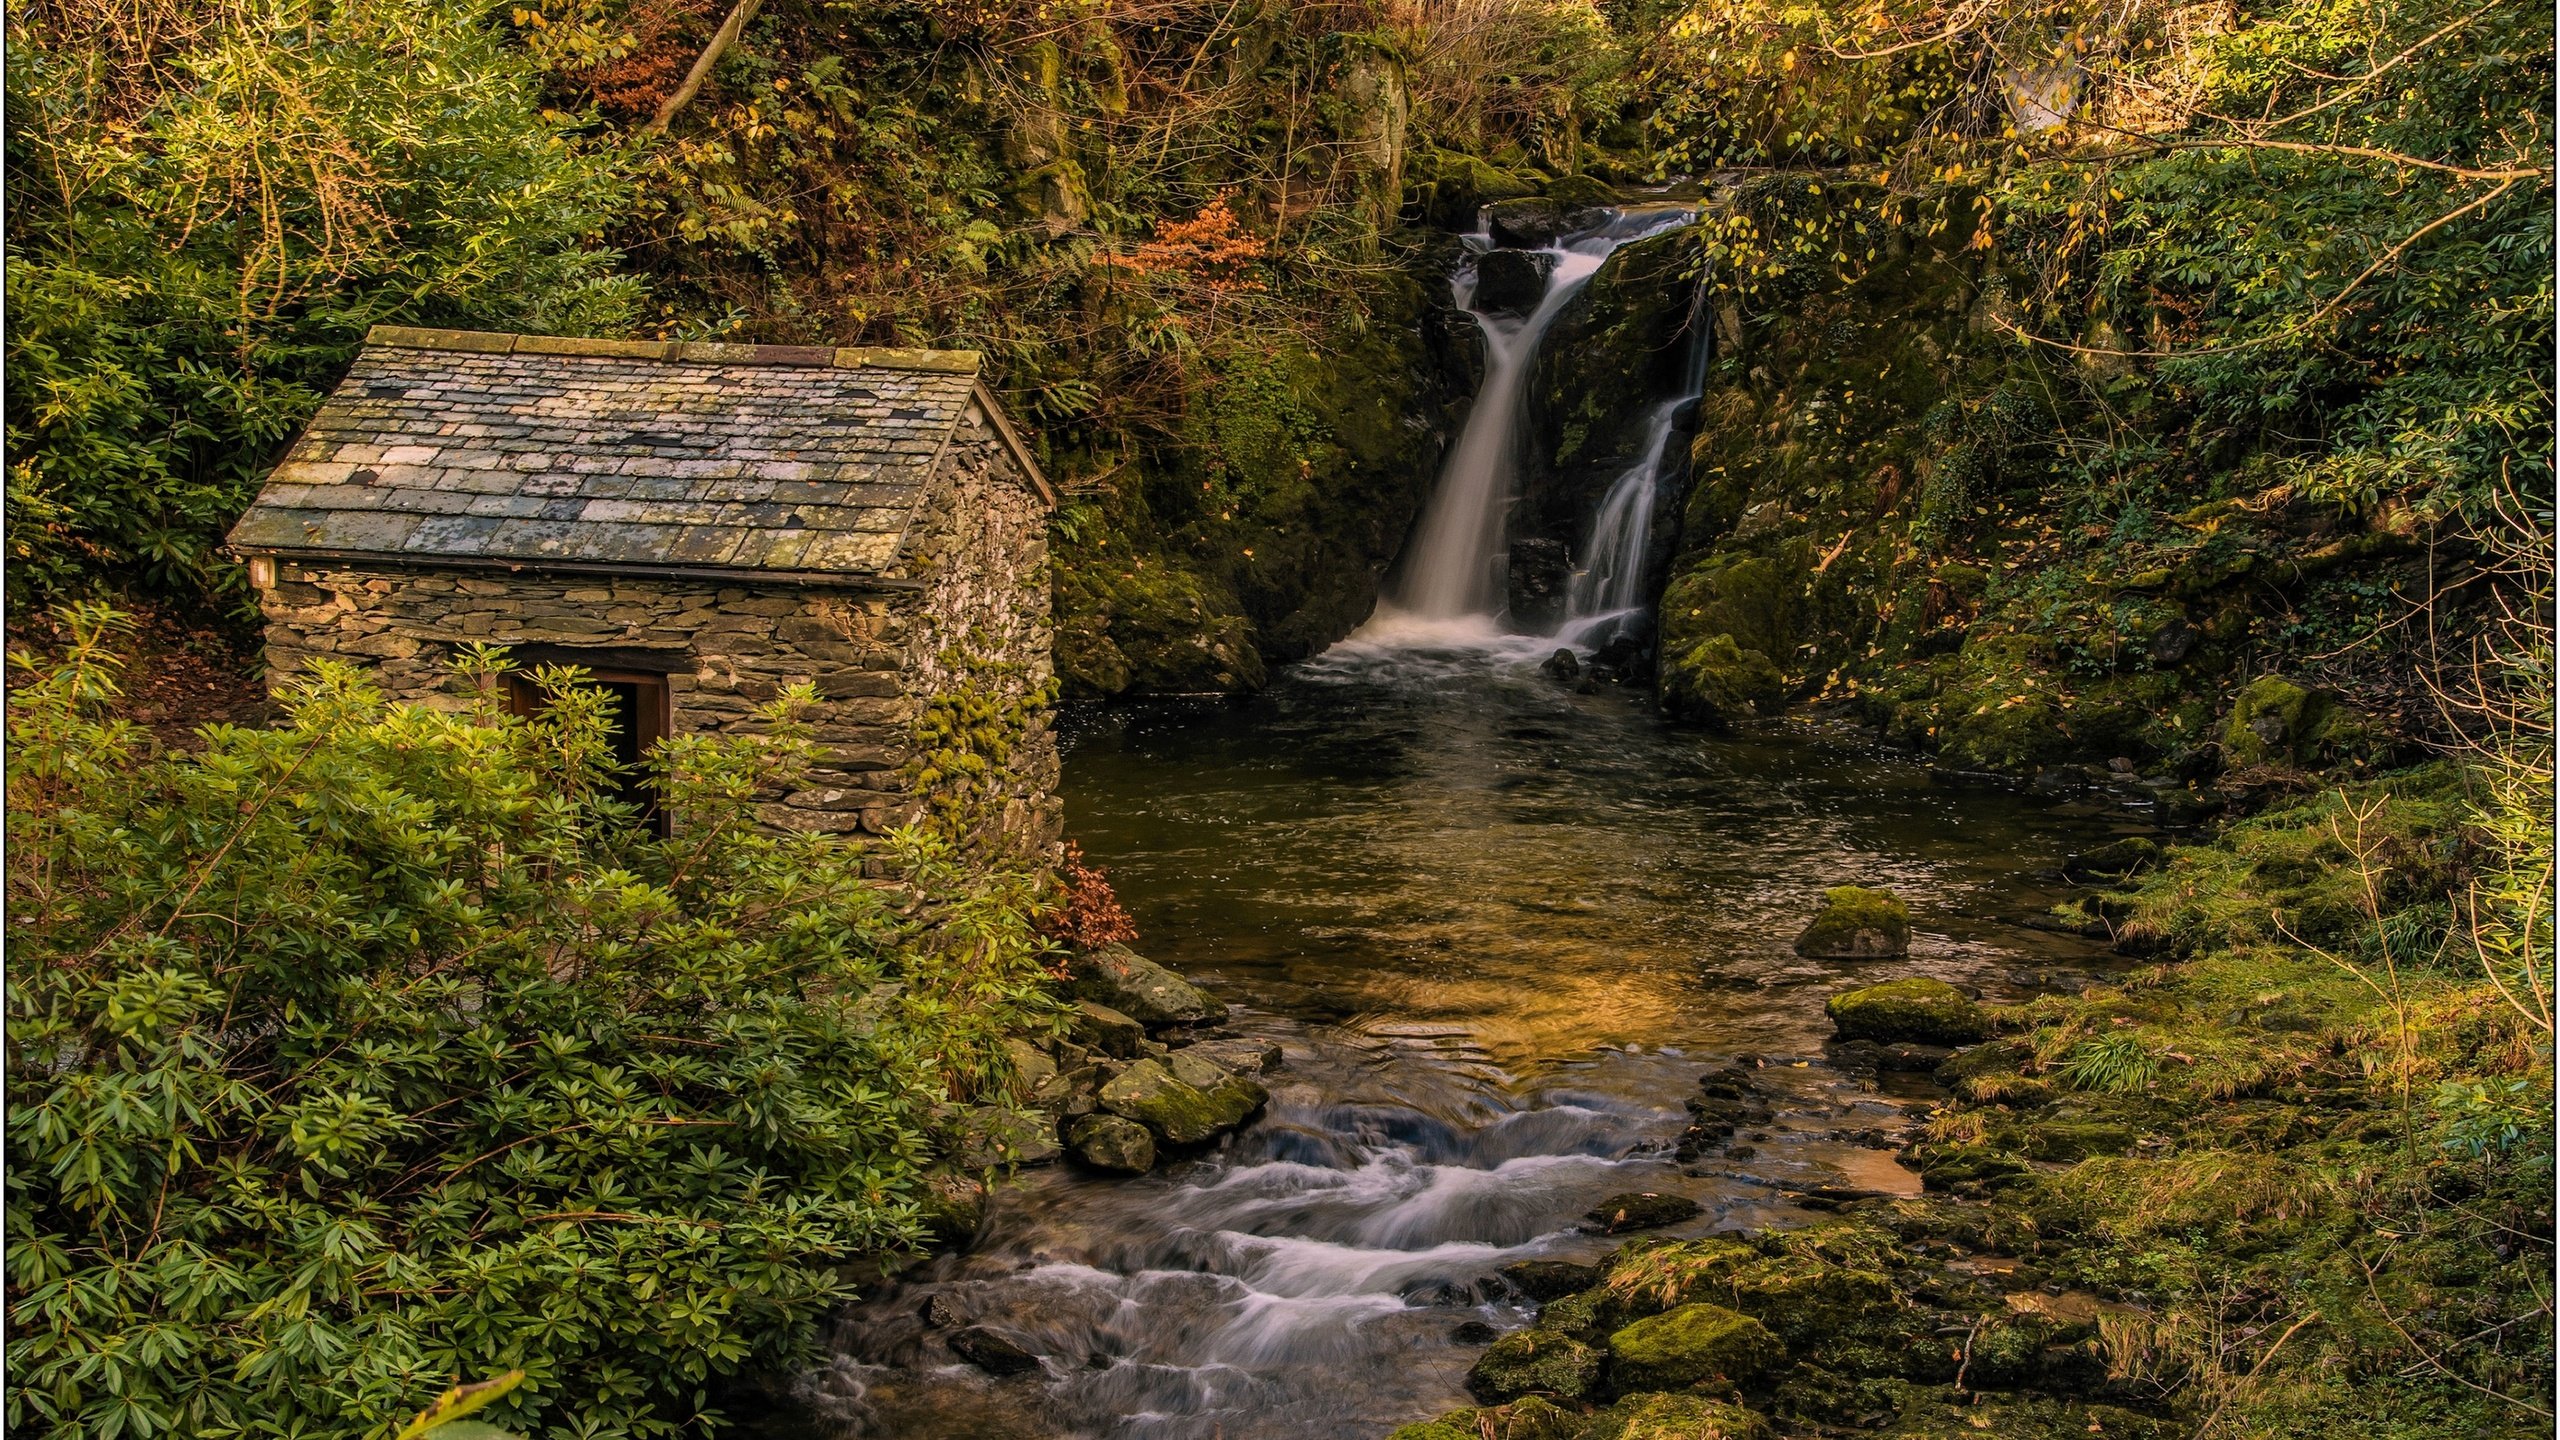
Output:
1509 538 1572 629
1098 1057 1268 1145
1068 944 1227 1028
919 1290 969 1328
1794 885 1912 959
1542 172 1619 209
946 1324 1043 1377
1584 1191 1702 1235
1185 1036 1283 1074
1166 1047 1236 1091
1500 1258 1602 1300
1604 1301 1785 1391
2062 835 2163 882
1826 978 1989 1046
1877 1040 1957 1071
1466 1327 1603 1403
1070 998 1146 1058
1487 197 1569 248
1582 1392 1774 1440
1539 647 1581 682
1065 1113 1156 1174
1475 248 1558 317
2147 616 2197 664
1451 1319 1500 1344
916 1171 987 1246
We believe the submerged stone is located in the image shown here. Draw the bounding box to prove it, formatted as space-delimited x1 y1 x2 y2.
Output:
1501 1258 1603 1300
1582 1392 1774 1440
946 1324 1043 1376
1068 943 1227 1027
1826 978 1988 1046
1605 1301 1785 1392
1098 1057 1267 1145
1584 1191 1702 1234
1466 1327 1604 1402
1065 1113 1155 1173
1795 885 1913 959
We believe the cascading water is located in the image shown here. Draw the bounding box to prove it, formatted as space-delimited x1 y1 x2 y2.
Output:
1360 208 1696 645
1554 397 1685 646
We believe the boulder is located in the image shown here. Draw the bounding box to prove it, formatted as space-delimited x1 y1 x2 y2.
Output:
2062 835 2163 882
954 1104 1062 1169
1473 248 1556 316
1068 944 1227 1028
1166 1047 1236 1091
1604 1302 1785 1392
915 1171 987 1246
1541 172 1620 210
1185 1036 1283 1074
946 1324 1043 1376
1466 1327 1604 1403
1487 197 1570 248
1794 886 1912 959
1066 1113 1156 1174
1539 648 1581 682
1098 1057 1267 1145
1583 1393 1774 1440
1500 1258 1602 1300
1584 1191 1703 1235
1070 999 1146 1058
1826 978 1989 1046
1416 146 1540 230
2223 674 2333 767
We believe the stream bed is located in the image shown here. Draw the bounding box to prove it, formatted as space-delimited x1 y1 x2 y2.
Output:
793 641 2139 1439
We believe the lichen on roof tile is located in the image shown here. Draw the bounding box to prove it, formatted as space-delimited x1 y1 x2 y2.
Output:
228 336 986 576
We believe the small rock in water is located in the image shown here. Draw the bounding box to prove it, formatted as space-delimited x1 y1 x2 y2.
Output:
1793 885 1913 959
1473 247 1557 316
1498 1258 1602 1300
946 1325 1043 1377
1583 1191 1703 1234
1539 647 1581 682
919 1290 969 1328
1450 1319 1500 1345
1826 977 1990 1046
1186 1036 1284 1074
1066 1113 1155 1174
1485 197 1569 248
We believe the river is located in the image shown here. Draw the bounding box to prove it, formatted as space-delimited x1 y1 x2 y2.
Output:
791 642 2132 1439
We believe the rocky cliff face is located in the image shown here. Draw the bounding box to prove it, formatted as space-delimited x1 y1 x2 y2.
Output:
1051 235 1477 697
1522 223 1704 543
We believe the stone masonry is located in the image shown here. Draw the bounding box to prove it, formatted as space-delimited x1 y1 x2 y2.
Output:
229 327 1060 851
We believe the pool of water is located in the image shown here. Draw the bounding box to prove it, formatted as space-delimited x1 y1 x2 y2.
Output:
792 640 2136 1439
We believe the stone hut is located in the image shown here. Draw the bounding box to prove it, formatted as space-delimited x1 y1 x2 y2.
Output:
226 326 1060 849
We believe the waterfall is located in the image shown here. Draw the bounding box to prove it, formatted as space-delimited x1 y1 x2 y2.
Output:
1555 241 1714 648
1369 210 1692 632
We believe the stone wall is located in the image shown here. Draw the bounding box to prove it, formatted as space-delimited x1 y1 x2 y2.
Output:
253 415 1057 849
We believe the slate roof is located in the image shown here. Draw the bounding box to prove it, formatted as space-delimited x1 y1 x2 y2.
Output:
228 327 1051 583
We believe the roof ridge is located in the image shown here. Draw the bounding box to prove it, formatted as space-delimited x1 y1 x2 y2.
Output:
364 325 984 375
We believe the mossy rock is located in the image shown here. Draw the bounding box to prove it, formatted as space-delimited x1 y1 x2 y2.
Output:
1825 977 1984 1044
1933 1038 2034 1095
1796 888 1915 960
1601 1235 1905 1357
1467 1327 1604 1403
1385 1411 1483 1440
1534 1287 1626 1342
2223 674 2334 767
1908 1143 2033 1197
1882 1384 2171 1439
1541 171 1621 209
1065 1113 1155 1173
1415 147 1540 229
1584 1191 1702 1234
1067 943 1227 1027
2062 836 2163 882
1662 632 1788 730
1096 1058 1267 1145
1605 1302 1785 1392
1582 1392 1772 1440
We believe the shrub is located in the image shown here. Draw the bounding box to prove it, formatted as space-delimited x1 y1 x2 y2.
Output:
4 608 1056 1439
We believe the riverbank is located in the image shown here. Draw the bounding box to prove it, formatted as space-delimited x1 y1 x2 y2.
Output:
1388 761 2554 1440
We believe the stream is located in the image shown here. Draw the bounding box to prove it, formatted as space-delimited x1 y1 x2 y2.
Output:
783 208 2137 1438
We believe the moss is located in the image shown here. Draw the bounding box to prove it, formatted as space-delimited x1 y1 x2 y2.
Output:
1604 1302 1785 1392
1384 1413 1482 1440
1413 146 1540 228
1796 887 1915 960
1468 1328 1605 1403
2224 673 2334 767
1581 1393 1772 1440
1095 1058 1266 1144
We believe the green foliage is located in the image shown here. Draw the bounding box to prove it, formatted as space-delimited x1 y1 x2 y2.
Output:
5 609 1056 1440
5 0 642 612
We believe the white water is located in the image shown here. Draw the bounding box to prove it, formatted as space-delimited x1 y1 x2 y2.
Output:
1366 208 1697 634
1554 397 1687 649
